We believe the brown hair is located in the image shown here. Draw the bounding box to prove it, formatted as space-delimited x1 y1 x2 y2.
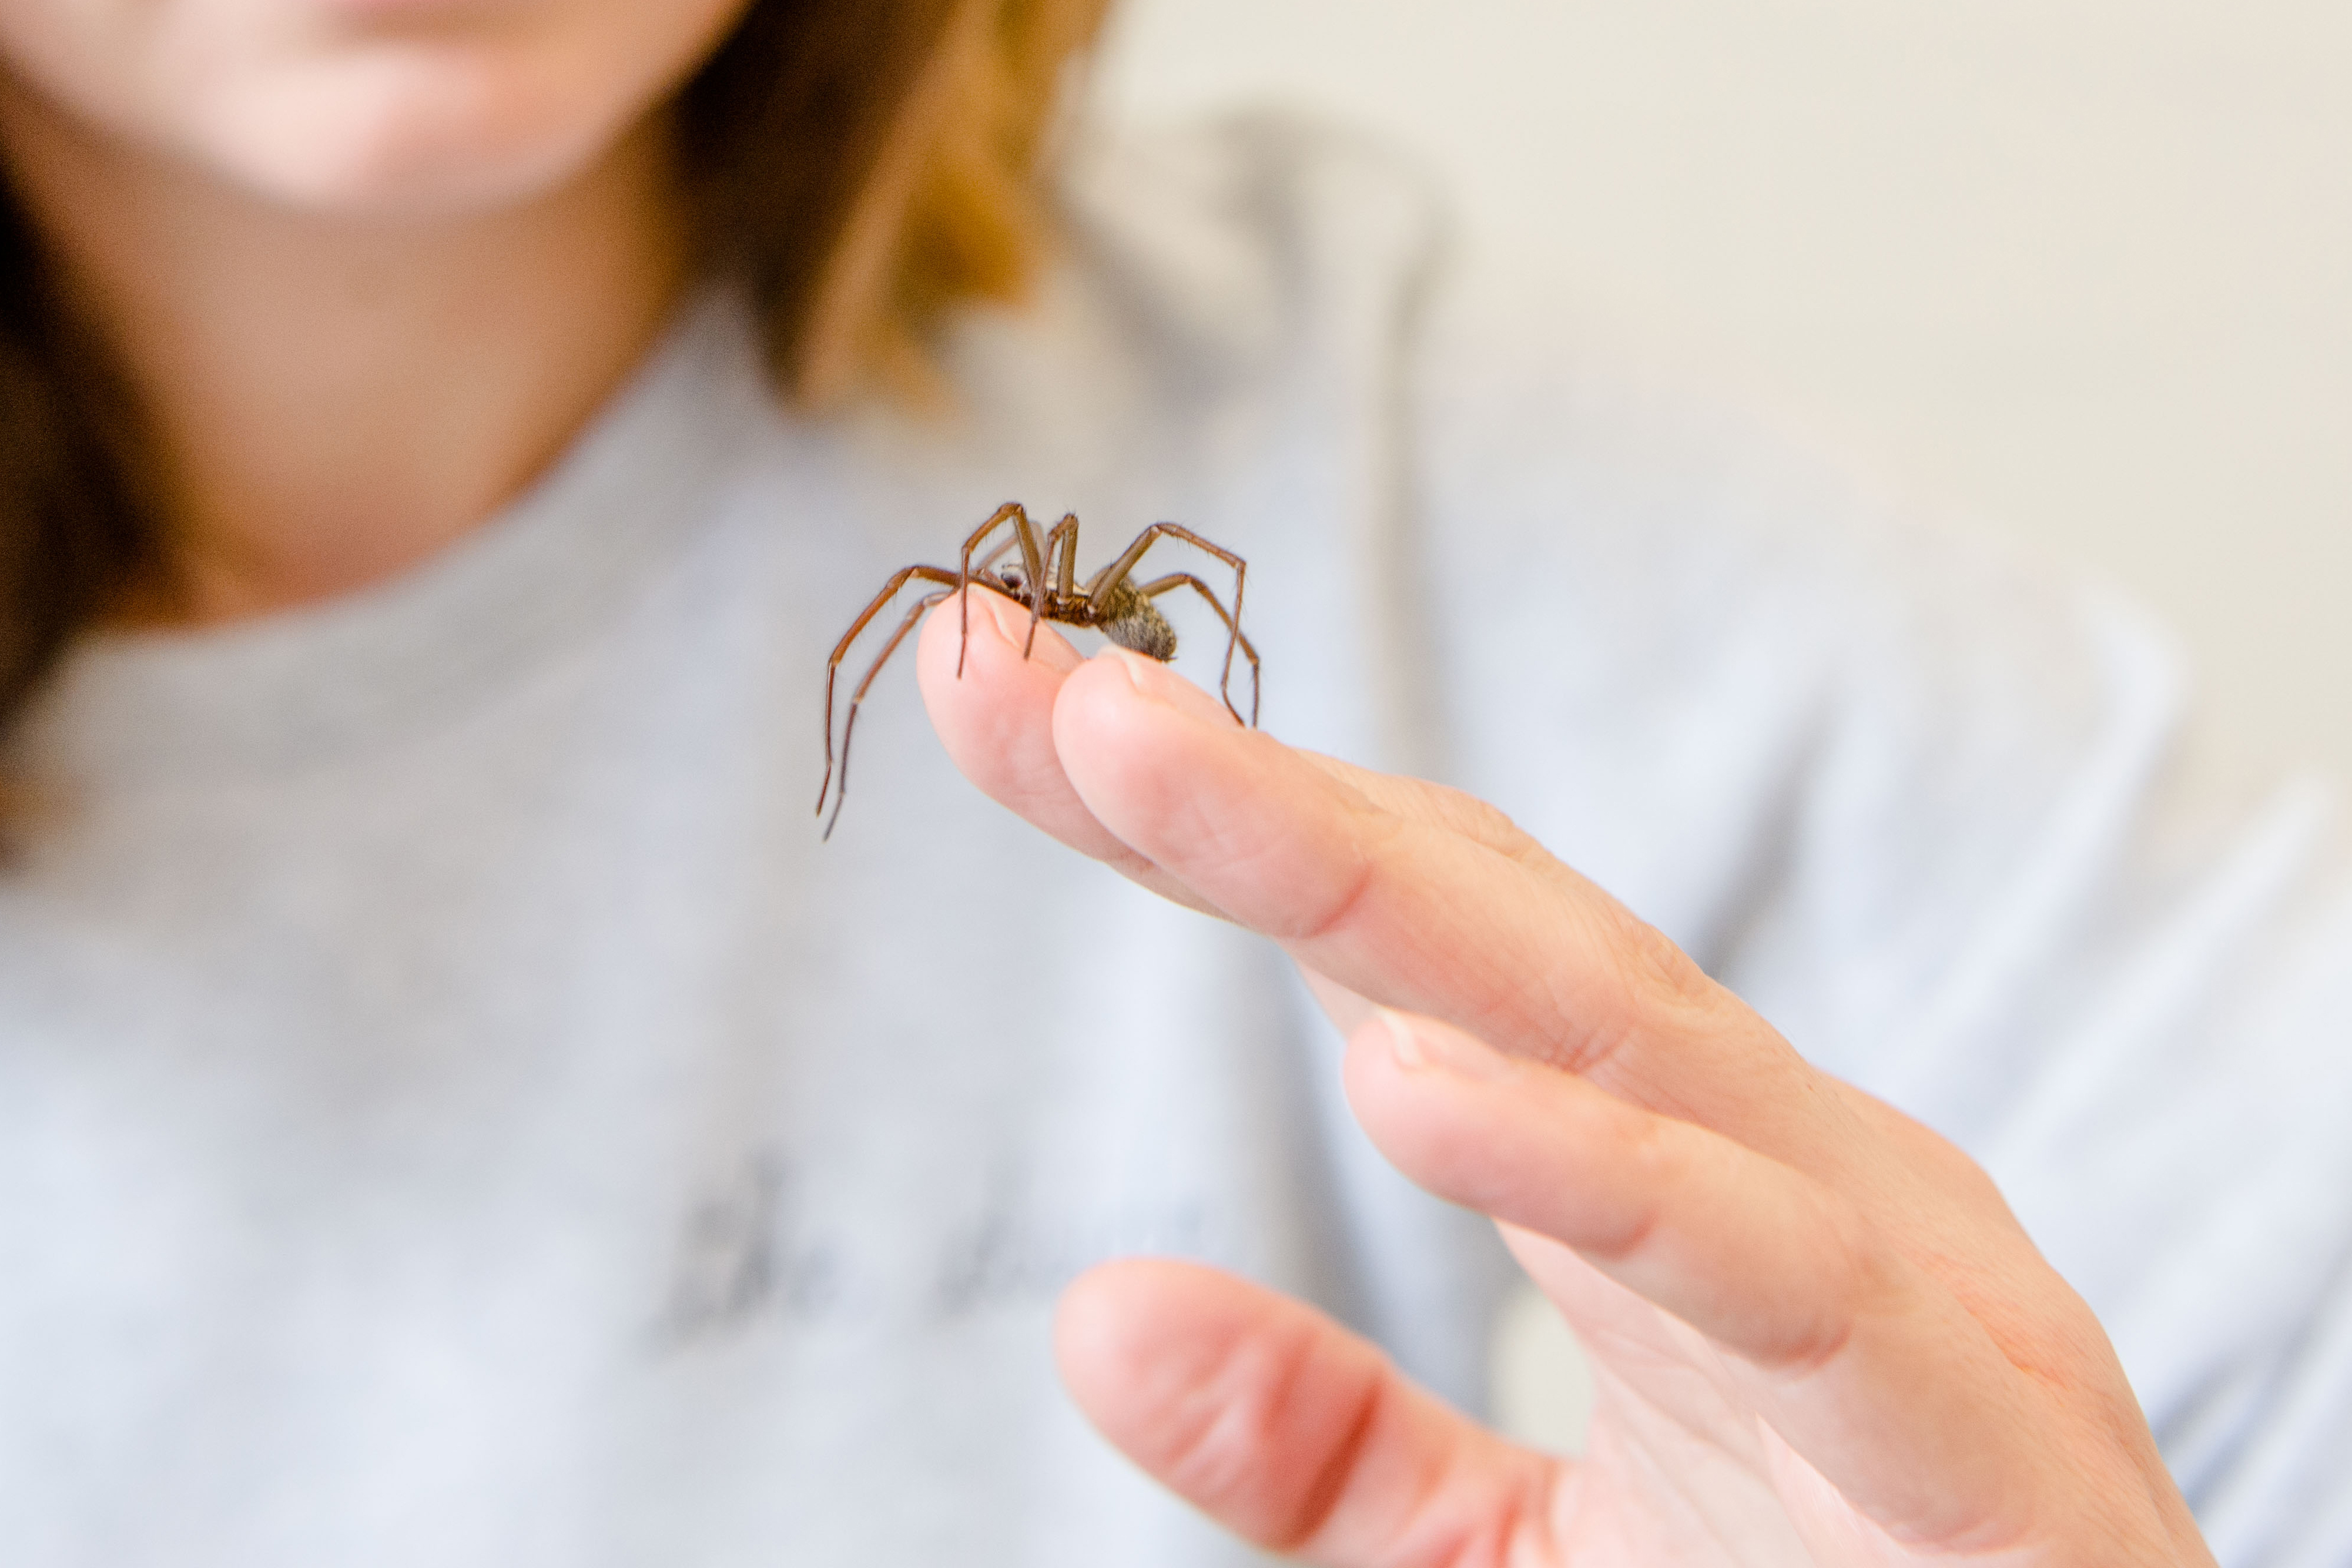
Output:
0 0 1110 750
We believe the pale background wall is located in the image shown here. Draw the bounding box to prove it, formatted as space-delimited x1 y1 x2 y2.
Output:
1091 0 2352 782
1088 0 2352 1455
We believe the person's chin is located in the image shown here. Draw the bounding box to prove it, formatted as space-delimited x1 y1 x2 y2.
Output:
193 53 634 219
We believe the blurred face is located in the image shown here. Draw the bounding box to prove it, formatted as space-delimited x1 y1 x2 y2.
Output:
0 0 754 216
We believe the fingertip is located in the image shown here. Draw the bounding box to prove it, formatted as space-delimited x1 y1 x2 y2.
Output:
1339 1011 1509 1211
1057 1257 1535 1561
903 591 1226 901
918 586 1082 796
1053 1258 1279 1480
1052 1259 1399 1553
916 584 1081 703
1047 659 1164 795
1340 1011 1627 1232
1050 651 1295 829
1054 1258 1219 1408
1054 1258 1158 1374
1341 1009 1515 1135
1096 644 1241 726
912 587 970 709
1048 650 1243 780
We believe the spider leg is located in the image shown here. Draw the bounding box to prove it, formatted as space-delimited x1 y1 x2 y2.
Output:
966 536 1038 609
973 532 1023 578
1028 512 1080 659
1050 513 1081 599
1087 524 1249 720
958 502 1043 679
1137 571 1262 727
823 586 956 840
820 564 961 819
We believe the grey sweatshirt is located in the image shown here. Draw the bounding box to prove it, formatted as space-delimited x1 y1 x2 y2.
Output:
2 116 2347 1566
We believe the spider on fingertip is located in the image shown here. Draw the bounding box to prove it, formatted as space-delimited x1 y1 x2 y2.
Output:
817 502 1259 839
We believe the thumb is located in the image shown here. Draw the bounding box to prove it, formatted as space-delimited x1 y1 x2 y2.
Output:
1054 1258 1559 1566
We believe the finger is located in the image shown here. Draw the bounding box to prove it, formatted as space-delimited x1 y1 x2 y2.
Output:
917 586 1223 916
1047 646 1841 1157
921 590 1554 903
1341 1005 2142 1552
1056 1258 1560 1567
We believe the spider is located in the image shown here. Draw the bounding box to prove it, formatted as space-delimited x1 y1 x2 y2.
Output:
817 501 1261 838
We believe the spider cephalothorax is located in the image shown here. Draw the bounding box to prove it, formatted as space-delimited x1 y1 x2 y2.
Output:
817 502 1259 837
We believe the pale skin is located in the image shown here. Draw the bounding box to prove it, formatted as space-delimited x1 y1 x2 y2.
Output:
0 1 2214 1560
919 590 2216 1567
0 0 744 624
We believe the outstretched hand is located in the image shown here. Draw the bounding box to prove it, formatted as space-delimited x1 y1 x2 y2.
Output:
917 587 2212 1566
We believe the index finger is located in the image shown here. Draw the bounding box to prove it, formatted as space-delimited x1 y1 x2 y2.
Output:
917 585 1229 917
922 586 1852 1163
1038 643 1864 1162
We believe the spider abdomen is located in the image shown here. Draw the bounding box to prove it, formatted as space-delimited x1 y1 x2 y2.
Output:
1095 580 1178 661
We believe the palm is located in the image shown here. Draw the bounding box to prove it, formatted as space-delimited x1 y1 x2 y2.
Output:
1299 969 1896 1565
1541 1244 1929 1566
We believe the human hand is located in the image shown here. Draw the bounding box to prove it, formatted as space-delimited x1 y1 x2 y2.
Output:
917 587 2213 1566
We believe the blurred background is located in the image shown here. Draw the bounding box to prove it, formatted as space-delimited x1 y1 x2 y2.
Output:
1090 0 2352 1452
1091 0 2352 781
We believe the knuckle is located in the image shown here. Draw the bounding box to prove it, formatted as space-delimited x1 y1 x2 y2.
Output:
1586 1114 1680 1261
1529 904 1727 1078
1603 902 1720 1014
1160 1335 1382 1552
1284 799 1408 945
1419 780 1546 861
1755 1191 1882 1375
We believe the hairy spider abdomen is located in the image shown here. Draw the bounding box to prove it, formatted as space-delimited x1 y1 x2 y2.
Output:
1095 579 1178 661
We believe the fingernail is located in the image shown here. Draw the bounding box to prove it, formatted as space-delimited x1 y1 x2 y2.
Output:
970 585 1022 645
1378 1009 1509 1081
967 585 1081 672
1380 1007 1428 1069
1101 644 1232 723
1101 644 1174 703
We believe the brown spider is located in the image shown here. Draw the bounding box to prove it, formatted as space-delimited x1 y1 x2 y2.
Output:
817 501 1261 838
